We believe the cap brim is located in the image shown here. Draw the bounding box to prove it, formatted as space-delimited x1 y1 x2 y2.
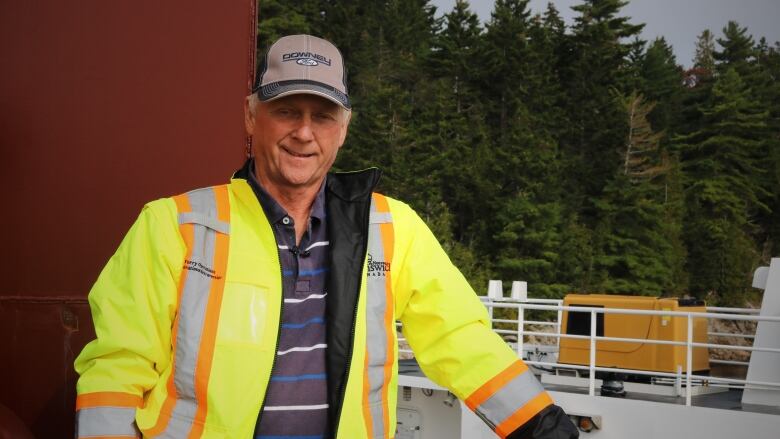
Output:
257 80 351 109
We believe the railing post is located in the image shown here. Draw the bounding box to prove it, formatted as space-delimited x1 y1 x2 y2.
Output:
686 314 693 406
589 310 597 396
487 280 502 329
556 300 563 353
675 365 683 397
517 304 525 358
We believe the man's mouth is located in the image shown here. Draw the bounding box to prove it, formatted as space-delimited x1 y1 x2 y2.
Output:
282 146 314 158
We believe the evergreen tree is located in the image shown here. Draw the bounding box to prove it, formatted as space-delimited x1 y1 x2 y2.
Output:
660 156 689 296
693 29 716 72
714 21 755 77
678 30 717 155
429 0 482 114
625 37 648 91
525 5 569 141
417 0 497 288
316 1 373 72
676 68 770 304
428 1 493 246
559 0 644 219
332 0 437 192
714 23 778 265
471 1 568 296
480 0 533 136
640 38 684 136
494 190 567 297
590 175 673 295
753 39 780 257
256 0 322 55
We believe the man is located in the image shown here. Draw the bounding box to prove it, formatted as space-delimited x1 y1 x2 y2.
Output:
74 34 578 438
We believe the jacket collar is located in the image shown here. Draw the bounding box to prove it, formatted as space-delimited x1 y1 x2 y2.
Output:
326 168 382 201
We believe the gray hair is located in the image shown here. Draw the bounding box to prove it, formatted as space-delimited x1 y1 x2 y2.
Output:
247 93 261 117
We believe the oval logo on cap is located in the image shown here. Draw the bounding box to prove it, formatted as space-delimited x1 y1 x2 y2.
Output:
297 58 319 66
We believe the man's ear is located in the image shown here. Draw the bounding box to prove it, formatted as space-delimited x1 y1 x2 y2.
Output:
244 96 255 136
344 109 353 127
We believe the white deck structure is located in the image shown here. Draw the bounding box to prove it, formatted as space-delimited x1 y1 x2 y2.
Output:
396 259 780 438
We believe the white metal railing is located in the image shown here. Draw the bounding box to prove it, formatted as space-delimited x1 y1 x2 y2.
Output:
493 301 780 406
706 306 761 314
395 298 780 407
705 307 758 347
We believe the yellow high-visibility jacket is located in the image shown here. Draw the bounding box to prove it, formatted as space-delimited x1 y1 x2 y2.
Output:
75 168 554 438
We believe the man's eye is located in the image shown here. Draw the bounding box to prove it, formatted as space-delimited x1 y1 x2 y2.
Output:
315 112 336 121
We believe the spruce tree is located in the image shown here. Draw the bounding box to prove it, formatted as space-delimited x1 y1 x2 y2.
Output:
714 21 756 77
714 23 777 265
429 0 482 115
751 39 780 258
428 1 493 247
676 68 769 304
480 0 533 137
525 5 569 141
590 175 673 295
640 38 684 136
256 0 322 55
471 1 568 296
694 29 716 72
560 0 644 219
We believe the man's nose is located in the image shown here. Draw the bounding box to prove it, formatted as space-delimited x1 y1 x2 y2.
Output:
291 115 315 142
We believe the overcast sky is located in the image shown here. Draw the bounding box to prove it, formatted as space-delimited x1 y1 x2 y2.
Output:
429 0 780 67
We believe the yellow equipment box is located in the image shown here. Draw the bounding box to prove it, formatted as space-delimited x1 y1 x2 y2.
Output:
558 294 709 373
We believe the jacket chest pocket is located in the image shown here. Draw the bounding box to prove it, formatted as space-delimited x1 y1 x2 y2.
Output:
216 282 273 349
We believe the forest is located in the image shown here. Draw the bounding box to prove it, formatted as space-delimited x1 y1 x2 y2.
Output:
256 0 780 306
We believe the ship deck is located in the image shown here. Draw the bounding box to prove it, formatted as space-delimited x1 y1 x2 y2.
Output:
398 359 780 417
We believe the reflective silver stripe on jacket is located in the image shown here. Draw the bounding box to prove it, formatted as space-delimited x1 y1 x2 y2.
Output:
160 187 229 437
77 406 139 437
364 197 394 437
473 369 546 429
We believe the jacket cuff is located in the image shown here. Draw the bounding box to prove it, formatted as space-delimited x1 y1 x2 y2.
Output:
506 404 579 439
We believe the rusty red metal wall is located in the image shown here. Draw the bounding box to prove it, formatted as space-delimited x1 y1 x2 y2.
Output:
0 1 256 436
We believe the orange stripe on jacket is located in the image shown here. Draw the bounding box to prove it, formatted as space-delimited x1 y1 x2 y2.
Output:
465 360 529 410
146 194 193 436
189 185 231 438
76 392 143 410
494 392 554 438
375 193 395 439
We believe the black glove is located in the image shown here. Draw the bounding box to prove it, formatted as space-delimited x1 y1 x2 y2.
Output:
507 404 579 439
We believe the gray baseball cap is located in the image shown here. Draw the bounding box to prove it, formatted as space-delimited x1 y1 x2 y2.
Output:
253 34 350 109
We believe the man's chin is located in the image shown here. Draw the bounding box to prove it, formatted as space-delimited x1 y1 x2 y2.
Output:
278 171 322 189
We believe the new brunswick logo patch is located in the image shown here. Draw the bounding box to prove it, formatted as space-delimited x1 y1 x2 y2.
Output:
367 253 391 277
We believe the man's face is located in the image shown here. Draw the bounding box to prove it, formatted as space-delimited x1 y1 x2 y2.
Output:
244 94 350 192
